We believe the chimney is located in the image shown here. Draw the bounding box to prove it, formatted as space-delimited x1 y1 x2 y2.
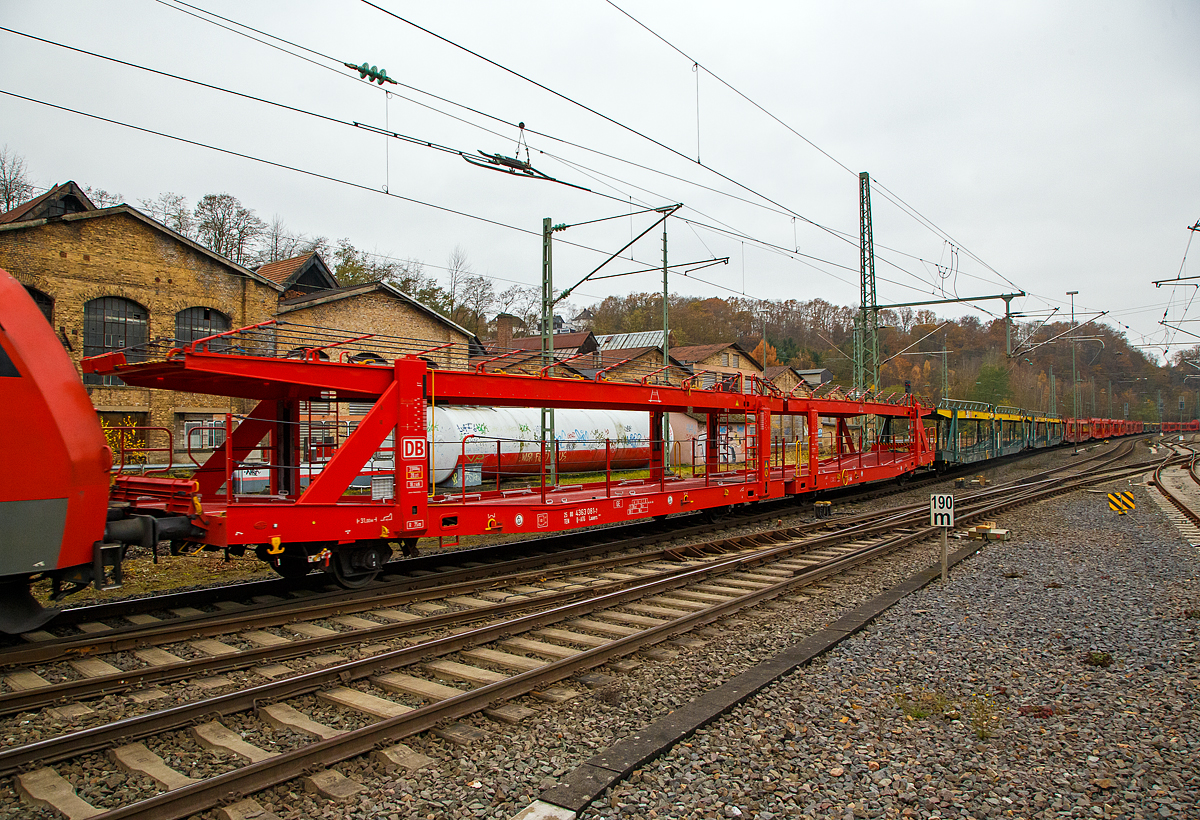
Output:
496 313 517 351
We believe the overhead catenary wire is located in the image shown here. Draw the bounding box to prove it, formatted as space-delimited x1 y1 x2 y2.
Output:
2 20 930 298
157 2 1099 341
0 90 790 310
603 0 1025 298
5 24 925 305
358 1 891 253
17 4 1133 342
145 0 998 308
0 88 660 278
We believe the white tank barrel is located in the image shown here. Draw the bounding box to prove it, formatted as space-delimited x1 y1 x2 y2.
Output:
427 406 651 484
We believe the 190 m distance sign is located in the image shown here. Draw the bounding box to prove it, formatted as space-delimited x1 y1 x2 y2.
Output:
930 493 955 527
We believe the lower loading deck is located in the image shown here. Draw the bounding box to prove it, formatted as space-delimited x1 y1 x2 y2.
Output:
189 448 922 547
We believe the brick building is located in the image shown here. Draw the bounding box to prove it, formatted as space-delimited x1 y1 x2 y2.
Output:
279 282 477 370
669 342 762 388
586 347 684 385
0 183 480 462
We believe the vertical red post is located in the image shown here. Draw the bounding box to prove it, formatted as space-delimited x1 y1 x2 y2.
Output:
496 440 501 493
224 413 234 502
540 438 547 504
649 410 665 487
605 439 611 498
706 412 718 487
807 409 819 483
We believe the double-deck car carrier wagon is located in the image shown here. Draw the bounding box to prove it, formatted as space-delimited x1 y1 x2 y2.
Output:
82 319 935 587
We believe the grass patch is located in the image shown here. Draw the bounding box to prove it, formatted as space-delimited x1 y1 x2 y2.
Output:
31 550 277 606
894 688 952 720
1084 651 1113 668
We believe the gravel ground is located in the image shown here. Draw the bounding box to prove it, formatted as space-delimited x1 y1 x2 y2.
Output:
176 446 1154 819
581 474 1200 820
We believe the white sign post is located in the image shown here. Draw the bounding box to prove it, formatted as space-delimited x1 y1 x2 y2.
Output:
930 493 955 581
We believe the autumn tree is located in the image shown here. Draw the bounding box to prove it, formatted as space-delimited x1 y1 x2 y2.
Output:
750 338 780 368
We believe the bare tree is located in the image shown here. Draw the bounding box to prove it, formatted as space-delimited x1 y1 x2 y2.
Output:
83 185 123 208
256 215 320 264
140 192 194 237
194 193 265 265
445 244 472 316
496 284 540 330
331 239 450 311
457 273 495 335
0 145 35 212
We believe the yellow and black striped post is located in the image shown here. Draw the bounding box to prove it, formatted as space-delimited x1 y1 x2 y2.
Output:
1107 491 1135 514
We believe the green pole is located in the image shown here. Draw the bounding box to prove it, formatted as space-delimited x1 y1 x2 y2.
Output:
859 172 878 393
541 217 556 484
662 215 670 471
1067 291 1078 452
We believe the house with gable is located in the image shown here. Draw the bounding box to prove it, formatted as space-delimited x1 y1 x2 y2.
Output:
0 182 481 462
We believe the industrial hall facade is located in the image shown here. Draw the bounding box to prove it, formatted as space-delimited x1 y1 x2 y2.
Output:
0 181 480 463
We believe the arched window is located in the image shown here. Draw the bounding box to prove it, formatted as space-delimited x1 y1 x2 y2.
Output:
175 307 231 348
24 287 53 325
83 297 147 385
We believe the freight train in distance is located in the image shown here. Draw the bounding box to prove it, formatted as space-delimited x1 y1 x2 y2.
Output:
0 268 1153 633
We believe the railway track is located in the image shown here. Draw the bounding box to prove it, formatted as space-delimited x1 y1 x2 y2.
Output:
0 440 1167 820
0 441 1145 684
17 438 1136 645
1149 438 1200 541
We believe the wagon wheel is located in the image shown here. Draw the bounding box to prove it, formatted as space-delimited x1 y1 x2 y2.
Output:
330 542 391 589
704 504 733 523
331 555 378 588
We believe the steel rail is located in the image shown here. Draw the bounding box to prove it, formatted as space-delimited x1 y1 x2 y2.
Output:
0 497 913 669
0 451 1164 785
57 452 1170 820
27 434 1099 636
1151 444 1200 527
0 441 1153 675
0 498 972 776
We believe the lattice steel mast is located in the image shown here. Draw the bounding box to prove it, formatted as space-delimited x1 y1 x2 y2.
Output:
856 171 878 392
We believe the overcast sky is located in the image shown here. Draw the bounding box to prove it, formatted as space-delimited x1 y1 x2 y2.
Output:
2 1 1197 360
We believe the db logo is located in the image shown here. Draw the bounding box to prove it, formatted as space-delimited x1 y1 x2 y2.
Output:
402 438 426 460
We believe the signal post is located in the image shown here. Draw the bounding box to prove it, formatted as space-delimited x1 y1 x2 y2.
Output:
930 493 954 581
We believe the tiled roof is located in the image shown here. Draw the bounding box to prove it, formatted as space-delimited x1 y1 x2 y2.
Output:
503 331 597 352
256 253 313 285
669 343 731 363
0 181 96 225
669 341 762 371
277 280 482 351
764 365 798 379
